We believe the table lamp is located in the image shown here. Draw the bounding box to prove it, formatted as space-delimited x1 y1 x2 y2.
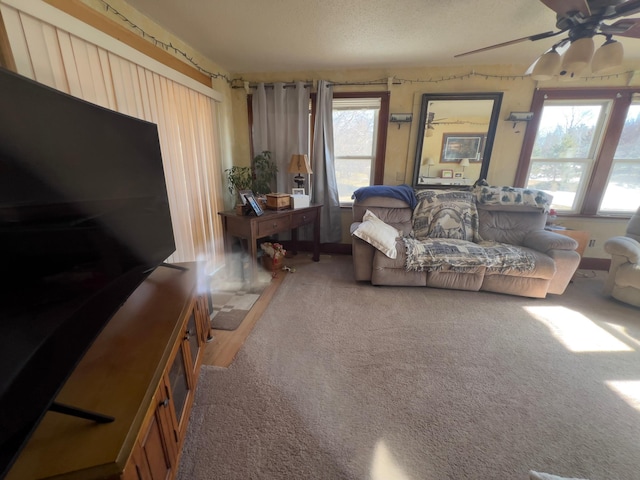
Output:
423 157 435 177
288 154 313 192
459 158 470 177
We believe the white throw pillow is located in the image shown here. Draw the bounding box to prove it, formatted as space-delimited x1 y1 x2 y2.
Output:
352 210 400 259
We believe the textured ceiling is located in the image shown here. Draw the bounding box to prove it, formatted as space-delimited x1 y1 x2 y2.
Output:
124 0 640 74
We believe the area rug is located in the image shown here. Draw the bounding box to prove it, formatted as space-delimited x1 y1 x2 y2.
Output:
180 257 640 480
209 289 262 331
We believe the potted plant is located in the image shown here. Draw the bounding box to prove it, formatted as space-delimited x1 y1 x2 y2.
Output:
251 151 278 195
225 151 277 212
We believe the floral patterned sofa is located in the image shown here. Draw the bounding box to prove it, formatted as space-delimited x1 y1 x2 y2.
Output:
350 186 581 298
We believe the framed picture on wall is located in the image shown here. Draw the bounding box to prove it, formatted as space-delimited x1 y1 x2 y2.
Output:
441 133 486 163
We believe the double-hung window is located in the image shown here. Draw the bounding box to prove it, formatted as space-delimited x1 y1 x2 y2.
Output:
515 88 640 216
331 95 387 204
309 92 389 206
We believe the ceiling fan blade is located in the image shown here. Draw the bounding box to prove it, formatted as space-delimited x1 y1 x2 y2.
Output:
539 0 590 17
524 39 571 75
454 31 558 58
614 0 640 17
604 18 640 38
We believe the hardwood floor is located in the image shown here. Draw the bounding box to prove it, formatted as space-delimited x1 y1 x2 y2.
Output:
201 269 286 368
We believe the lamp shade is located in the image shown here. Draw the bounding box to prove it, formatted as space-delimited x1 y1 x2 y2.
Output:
591 38 624 74
288 154 312 174
422 157 435 166
459 158 470 168
531 49 561 81
560 37 594 79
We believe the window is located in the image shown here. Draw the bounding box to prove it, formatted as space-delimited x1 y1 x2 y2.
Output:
249 91 389 205
332 96 386 204
311 92 389 206
516 88 640 216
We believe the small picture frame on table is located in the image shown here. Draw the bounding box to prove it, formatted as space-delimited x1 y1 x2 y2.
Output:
441 169 454 179
453 172 463 179
243 192 264 216
238 189 253 205
291 188 305 195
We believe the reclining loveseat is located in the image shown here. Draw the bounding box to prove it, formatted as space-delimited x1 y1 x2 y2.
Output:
350 186 581 299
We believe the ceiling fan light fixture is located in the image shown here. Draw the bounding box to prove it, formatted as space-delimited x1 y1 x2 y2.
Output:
531 49 561 81
591 38 624 73
560 37 595 79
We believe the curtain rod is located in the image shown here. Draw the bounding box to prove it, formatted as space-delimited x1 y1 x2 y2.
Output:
231 81 401 89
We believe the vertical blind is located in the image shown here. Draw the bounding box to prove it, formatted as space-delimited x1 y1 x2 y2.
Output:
2 3 225 273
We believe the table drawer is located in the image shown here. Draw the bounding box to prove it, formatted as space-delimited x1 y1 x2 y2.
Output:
257 216 291 237
291 209 317 228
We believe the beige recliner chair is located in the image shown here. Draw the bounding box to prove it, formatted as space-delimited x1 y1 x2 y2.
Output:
603 206 640 307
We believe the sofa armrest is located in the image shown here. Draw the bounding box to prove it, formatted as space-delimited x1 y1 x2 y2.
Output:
522 230 578 253
604 236 640 264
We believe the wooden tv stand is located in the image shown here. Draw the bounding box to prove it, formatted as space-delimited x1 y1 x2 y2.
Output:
7 263 211 480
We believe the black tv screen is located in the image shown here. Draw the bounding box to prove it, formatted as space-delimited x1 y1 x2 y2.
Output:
0 67 176 477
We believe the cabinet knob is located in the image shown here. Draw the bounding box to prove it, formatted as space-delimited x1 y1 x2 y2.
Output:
159 398 170 408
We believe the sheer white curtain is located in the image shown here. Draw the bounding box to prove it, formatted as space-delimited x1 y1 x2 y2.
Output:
312 80 341 243
2 3 225 273
252 82 310 192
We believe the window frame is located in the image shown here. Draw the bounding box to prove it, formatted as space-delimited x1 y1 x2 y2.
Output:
310 91 389 191
515 87 637 217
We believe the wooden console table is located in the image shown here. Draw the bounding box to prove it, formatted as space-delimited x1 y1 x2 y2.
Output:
7 263 211 480
218 204 322 284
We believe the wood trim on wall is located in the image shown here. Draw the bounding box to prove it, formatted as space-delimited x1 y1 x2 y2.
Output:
42 0 210 87
580 257 610 271
0 9 15 70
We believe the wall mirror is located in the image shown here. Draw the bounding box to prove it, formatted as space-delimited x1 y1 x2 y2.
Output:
413 92 503 189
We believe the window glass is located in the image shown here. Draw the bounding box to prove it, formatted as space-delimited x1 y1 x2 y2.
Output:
527 161 587 211
601 103 640 213
526 101 608 212
332 98 380 204
532 104 603 159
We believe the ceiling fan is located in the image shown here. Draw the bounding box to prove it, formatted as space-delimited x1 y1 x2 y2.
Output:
425 112 488 137
455 0 640 79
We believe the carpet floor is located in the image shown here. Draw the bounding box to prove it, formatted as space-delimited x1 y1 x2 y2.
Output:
179 255 640 480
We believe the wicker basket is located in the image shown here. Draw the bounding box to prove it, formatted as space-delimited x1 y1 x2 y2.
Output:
262 254 284 271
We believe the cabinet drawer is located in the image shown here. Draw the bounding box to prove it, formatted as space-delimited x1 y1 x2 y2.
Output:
257 216 291 237
291 209 317 228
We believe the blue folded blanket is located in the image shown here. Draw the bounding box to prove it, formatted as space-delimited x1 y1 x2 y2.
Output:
352 184 417 209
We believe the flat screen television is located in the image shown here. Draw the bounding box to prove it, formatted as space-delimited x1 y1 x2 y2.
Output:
0 67 176 477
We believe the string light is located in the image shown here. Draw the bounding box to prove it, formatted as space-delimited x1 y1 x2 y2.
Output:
99 0 233 84
99 1 638 88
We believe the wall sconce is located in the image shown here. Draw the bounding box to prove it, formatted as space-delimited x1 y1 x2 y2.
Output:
390 113 413 129
506 111 534 129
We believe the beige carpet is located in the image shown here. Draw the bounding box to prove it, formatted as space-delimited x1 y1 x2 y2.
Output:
179 255 640 480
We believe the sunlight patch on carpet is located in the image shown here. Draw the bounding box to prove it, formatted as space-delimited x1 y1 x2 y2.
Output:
525 306 634 353
370 440 412 480
606 380 640 412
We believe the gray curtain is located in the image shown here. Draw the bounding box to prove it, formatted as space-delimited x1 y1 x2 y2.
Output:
252 82 310 193
311 80 341 243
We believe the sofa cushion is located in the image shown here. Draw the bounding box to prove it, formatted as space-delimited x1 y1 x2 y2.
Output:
404 237 536 273
478 208 546 245
352 210 400 259
413 190 479 241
